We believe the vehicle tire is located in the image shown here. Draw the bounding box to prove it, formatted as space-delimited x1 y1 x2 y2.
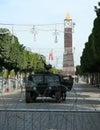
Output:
25 91 32 103
55 91 61 102
31 92 37 102
68 85 72 91
62 92 66 101
32 96 36 101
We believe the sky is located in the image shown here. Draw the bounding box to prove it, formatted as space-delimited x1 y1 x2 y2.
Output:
0 0 99 69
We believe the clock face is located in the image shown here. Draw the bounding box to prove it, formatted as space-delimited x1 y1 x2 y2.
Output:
65 21 72 28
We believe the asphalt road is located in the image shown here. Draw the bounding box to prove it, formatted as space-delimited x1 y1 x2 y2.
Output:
0 83 100 110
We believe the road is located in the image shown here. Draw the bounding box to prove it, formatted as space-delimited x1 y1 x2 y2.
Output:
0 83 100 130
0 83 100 110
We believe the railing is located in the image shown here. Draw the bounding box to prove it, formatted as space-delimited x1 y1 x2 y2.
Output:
0 77 25 93
0 109 100 130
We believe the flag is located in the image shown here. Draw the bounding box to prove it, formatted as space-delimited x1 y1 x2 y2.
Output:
49 50 54 60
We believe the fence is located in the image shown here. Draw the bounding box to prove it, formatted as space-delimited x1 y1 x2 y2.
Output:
0 109 100 130
0 77 25 93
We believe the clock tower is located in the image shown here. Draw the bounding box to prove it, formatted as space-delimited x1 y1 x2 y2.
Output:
63 13 75 76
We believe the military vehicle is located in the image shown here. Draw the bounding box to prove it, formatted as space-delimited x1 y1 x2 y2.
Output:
25 73 69 103
25 55 73 103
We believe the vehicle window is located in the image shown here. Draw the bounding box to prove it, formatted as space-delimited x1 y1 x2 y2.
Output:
45 75 60 83
32 75 43 83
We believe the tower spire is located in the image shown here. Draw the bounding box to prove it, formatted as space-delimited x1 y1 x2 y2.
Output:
66 12 71 20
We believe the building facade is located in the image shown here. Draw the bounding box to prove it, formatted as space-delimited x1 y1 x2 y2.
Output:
63 13 75 76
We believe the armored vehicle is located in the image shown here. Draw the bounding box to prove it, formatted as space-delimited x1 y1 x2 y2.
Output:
25 55 73 103
25 73 68 103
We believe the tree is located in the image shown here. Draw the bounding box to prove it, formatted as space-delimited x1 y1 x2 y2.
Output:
75 65 82 75
94 2 100 18
0 28 59 77
0 29 25 74
92 18 100 71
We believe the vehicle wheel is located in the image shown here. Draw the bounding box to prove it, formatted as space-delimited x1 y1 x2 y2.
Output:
55 91 61 102
68 85 72 91
32 96 36 101
31 93 37 102
25 91 32 103
62 92 66 101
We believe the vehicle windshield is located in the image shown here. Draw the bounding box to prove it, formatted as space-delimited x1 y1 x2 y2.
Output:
29 74 60 84
32 75 43 83
29 75 59 84
45 75 60 83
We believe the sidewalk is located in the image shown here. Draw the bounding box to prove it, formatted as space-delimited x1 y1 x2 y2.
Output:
0 88 24 95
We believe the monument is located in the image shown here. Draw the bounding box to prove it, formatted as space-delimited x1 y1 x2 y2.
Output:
63 13 75 76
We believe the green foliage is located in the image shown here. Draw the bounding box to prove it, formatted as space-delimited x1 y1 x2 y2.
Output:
94 2 100 18
0 28 46 75
50 67 62 74
80 2 100 74
0 28 62 76
93 18 100 68
75 65 82 75
10 69 15 78
3 69 8 78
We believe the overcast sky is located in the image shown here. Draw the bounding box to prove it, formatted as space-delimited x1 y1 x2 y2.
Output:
0 0 99 68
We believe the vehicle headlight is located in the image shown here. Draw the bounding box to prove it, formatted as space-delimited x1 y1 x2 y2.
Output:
33 87 36 90
49 86 51 90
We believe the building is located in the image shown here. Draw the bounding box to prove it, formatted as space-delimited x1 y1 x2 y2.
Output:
63 13 75 76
